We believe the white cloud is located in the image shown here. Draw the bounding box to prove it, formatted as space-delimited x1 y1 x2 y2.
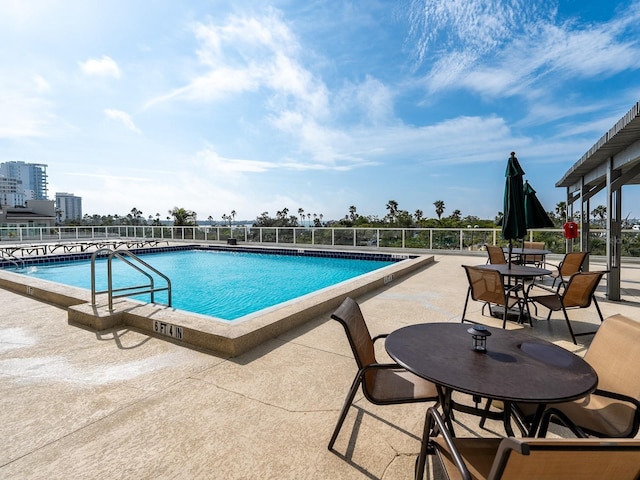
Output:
194 147 276 174
79 55 121 78
146 11 329 122
104 109 141 134
408 0 555 68
410 0 640 98
33 75 50 93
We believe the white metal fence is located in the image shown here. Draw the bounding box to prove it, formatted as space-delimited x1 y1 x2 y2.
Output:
2 225 636 256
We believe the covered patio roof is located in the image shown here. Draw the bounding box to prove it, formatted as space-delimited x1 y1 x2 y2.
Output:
557 100 640 300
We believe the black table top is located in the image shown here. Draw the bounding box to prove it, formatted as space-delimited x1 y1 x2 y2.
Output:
478 263 552 277
385 323 597 404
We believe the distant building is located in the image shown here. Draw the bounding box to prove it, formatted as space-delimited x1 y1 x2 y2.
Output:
0 175 26 207
0 161 48 202
0 199 56 233
55 192 82 224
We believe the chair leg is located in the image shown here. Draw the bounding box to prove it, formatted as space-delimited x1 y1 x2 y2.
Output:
328 373 363 450
502 303 508 329
593 296 604 322
479 398 493 428
415 408 436 480
561 307 578 345
526 283 539 316
461 287 471 323
537 409 552 437
524 300 533 327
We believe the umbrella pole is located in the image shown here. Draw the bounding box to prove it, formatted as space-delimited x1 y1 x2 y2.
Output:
508 241 513 269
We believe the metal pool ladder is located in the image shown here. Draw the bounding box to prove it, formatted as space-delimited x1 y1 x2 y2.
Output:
90 248 172 312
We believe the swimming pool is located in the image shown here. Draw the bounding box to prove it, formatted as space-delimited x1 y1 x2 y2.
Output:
16 249 394 320
0 243 433 356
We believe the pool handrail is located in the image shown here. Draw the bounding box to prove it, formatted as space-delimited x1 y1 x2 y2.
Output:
90 247 172 312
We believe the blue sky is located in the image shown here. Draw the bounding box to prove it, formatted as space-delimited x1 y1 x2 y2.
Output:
2 0 640 223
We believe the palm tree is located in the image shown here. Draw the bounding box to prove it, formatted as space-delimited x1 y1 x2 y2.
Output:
130 207 142 225
434 200 445 220
298 208 305 224
386 200 398 223
169 207 196 226
414 209 424 223
207 215 214 226
555 201 567 223
591 205 607 227
276 208 289 221
349 205 357 221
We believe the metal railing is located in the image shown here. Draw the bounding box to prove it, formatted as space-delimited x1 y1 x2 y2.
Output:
90 248 172 312
3 225 640 257
0 249 25 270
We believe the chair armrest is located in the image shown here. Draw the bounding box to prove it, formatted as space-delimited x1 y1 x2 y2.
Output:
592 389 640 410
505 283 523 294
372 333 389 344
528 282 559 294
426 407 472 480
539 407 589 438
365 363 405 370
540 390 640 439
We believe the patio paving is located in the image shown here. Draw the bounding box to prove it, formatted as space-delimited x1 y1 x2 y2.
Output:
1 252 639 479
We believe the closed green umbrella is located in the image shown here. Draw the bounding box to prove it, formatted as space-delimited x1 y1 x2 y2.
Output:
524 180 554 229
502 152 527 267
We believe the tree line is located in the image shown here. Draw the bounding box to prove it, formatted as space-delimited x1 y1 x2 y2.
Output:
68 199 601 229
68 198 638 229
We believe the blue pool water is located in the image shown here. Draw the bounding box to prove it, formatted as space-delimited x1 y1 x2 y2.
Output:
18 250 394 320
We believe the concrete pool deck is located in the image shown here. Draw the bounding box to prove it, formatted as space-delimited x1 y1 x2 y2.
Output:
1 252 639 479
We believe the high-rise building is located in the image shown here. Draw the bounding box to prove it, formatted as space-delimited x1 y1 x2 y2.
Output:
0 161 48 202
55 192 82 224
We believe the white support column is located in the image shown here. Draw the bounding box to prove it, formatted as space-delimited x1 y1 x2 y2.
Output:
606 158 622 300
579 176 590 271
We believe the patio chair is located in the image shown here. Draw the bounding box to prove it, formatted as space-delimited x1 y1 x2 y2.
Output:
533 314 640 439
521 241 545 267
548 251 589 289
328 297 439 451
421 407 640 480
515 314 640 440
528 270 606 344
461 265 528 328
485 245 507 264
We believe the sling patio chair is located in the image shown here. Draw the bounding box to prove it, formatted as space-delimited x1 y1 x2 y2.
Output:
419 407 640 480
328 297 439 451
521 241 546 267
527 270 606 344
485 245 507 265
461 265 528 328
514 314 640 441
548 250 589 290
